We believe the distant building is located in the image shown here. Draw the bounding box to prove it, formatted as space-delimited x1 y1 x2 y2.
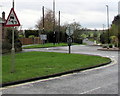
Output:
118 1 120 15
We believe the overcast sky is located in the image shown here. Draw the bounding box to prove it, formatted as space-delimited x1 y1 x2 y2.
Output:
0 0 119 30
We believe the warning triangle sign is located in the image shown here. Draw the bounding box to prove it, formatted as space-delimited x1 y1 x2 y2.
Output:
5 8 20 27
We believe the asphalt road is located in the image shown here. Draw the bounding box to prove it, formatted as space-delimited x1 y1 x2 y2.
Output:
1 45 119 94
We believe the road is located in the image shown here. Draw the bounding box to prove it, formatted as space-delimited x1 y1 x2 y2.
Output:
1 45 119 94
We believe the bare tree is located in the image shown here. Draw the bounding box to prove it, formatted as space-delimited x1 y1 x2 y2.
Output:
35 9 58 33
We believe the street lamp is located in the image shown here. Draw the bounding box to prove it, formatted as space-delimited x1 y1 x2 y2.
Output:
106 5 110 48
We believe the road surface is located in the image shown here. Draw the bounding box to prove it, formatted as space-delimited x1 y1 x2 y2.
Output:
1 45 119 94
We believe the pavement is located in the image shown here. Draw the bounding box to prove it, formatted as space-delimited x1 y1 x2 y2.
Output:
1 45 119 95
98 48 120 51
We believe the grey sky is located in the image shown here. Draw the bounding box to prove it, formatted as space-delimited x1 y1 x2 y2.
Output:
0 0 119 30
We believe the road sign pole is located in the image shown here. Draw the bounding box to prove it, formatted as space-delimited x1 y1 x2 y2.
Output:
69 27 71 54
11 27 15 73
66 25 74 54
68 36 72 54
69 42 71 54
5 1 20 73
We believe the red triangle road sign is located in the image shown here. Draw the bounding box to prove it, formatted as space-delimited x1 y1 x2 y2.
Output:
5 8 20 27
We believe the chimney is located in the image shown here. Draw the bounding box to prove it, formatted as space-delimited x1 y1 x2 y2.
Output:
2 11 5 23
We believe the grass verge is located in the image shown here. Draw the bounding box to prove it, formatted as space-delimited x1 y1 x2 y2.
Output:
2 51 110 84
22 43 80 49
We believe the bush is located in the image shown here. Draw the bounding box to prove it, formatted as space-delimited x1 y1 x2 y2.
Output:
2 28 22 54
2 41 12 53
15 40 22 51
25 30 39 38
2 41 12 50
29 35 35 38
109 44 113 48
2 40 22 54
19 35 24 38
74 38 83 44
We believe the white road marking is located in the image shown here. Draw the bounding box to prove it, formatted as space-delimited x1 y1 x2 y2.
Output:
0 57 117 90
80 87 101 94
80 82 118 94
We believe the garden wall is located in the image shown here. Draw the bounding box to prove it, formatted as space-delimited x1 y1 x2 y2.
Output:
19 37 42 45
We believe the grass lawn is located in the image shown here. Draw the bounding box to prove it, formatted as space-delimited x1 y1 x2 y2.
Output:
2 52 110 84
22 43 81 49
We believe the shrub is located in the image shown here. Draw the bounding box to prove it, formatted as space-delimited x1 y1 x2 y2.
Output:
2 28 22 54
74 38 83 44
25 30 39 38
19 35 24 38
2 41 12 53
2 41 12 50
29 35 35 38
109 44 113 48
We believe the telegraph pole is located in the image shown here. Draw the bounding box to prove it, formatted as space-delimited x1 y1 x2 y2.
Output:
53 0 56 44
42 6 44 33
58 11 60 43
42 6 45 44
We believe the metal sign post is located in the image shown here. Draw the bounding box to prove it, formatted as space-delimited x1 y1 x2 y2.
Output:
66 26 74 54
11 27 15 73
5 7 20 73
67 36 72 54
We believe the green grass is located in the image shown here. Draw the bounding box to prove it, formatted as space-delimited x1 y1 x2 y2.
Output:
22 43 79 49
2 52 110 84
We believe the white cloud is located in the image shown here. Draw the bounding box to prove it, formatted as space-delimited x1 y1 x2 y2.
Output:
18 9 41 29
0 0 119 29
